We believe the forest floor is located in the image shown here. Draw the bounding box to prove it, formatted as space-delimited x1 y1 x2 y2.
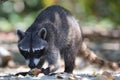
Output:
0 31 120 80
0 64 120 80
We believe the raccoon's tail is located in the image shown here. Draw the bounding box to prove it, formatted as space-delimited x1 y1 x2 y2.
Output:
78 42 120 71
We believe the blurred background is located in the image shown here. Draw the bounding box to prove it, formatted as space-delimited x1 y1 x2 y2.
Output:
0 0 120 73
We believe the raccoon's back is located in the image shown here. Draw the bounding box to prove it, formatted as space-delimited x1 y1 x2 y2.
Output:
35 5 72 23
38 6 82 47
27 5 72 32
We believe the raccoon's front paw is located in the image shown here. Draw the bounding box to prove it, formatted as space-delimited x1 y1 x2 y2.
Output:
42 67 50 75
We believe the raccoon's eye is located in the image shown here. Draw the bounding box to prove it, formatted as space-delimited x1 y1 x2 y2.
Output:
33 50 44 58
33 50 42 58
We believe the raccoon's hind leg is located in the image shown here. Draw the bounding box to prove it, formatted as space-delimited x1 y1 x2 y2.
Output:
62 47 78 73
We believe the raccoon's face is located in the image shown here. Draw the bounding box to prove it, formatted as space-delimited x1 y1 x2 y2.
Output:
17 28 48 69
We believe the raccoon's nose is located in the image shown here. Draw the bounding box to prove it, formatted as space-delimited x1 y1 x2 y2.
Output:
29 62 36 69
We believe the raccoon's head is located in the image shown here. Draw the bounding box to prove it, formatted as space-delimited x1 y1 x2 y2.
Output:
17 28 48 69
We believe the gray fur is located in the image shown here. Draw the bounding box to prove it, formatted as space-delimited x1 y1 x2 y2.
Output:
17 5 82 75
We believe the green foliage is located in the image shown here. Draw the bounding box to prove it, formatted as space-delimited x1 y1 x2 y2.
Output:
0 0 120 32
80 0 120 28
0 17 12 31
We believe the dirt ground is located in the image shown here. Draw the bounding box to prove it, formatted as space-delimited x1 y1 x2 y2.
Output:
0 65 120 80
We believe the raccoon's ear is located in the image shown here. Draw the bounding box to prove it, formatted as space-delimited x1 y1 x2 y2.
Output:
38 28 47 39
17 29 25 40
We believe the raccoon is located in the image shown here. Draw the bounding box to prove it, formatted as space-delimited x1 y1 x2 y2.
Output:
17 5 120 75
